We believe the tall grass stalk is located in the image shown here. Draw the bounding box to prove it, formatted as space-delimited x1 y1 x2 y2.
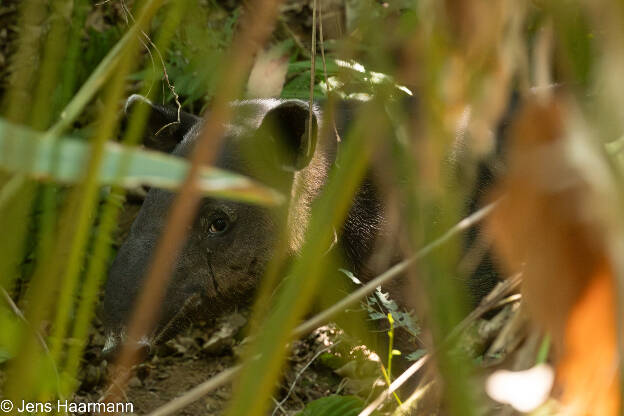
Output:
224 101 387 416
108 0 285 396
46 0 166 387
1 0 78 402
62 0 192 390
3 0 168 402
0 0 49 302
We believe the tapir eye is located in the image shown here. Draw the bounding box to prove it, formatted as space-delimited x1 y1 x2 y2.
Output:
208 217 229 235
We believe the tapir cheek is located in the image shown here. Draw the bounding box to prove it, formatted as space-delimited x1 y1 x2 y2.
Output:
234 257 266 289
176 268 217 298
247 257 262 278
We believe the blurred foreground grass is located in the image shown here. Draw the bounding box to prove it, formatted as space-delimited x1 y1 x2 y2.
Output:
1 0 624 415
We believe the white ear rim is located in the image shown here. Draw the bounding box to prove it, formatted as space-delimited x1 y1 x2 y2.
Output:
124 94 153 114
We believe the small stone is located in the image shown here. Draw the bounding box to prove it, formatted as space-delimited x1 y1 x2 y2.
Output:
127 376 142 388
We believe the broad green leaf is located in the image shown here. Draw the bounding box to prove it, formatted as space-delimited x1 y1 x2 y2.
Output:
296 395 378 416
0 118 283 205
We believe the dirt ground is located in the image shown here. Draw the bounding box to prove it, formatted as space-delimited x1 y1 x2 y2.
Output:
67 283 528 416
75 312 355 415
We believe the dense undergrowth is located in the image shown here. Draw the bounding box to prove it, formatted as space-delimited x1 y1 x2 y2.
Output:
1 0 623 415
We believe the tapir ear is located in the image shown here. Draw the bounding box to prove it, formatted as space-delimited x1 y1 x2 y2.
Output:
124 94 199 153
256 100 318 171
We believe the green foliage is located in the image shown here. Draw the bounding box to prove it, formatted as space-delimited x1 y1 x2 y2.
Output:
0 118 281 205
341 268 424 361
536 334 551 365
281 56 412 100
318 351 344 369
81 27 124 88
0 349 10 365
131 2 241 110
369 289 420 338
3 0 620 414
383 313 402 405
405 349 426 362
281 58 338 99
0 306 21 364
296 395 378 416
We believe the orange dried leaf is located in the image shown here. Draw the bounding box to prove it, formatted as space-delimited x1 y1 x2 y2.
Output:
487 95 620 415
557 262 619 415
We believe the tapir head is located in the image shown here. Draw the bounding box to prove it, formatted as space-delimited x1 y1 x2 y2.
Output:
101 95 320 354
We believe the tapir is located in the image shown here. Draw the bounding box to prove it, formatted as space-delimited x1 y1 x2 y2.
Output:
101 94 500 356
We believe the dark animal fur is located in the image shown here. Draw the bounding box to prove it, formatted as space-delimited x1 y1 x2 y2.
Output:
101 95 499 354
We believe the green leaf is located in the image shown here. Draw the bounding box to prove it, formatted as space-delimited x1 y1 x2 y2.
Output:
296 395 378 416
406 349 426 362
287 58 339 75
368 312 386 320
339 268 362 285
0 347 11 364
0 118 283 206
281 71 326 100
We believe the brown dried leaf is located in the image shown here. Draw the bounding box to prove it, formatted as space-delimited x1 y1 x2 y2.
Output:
246 47 289 98
487 95 620 415
489 97 595 344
